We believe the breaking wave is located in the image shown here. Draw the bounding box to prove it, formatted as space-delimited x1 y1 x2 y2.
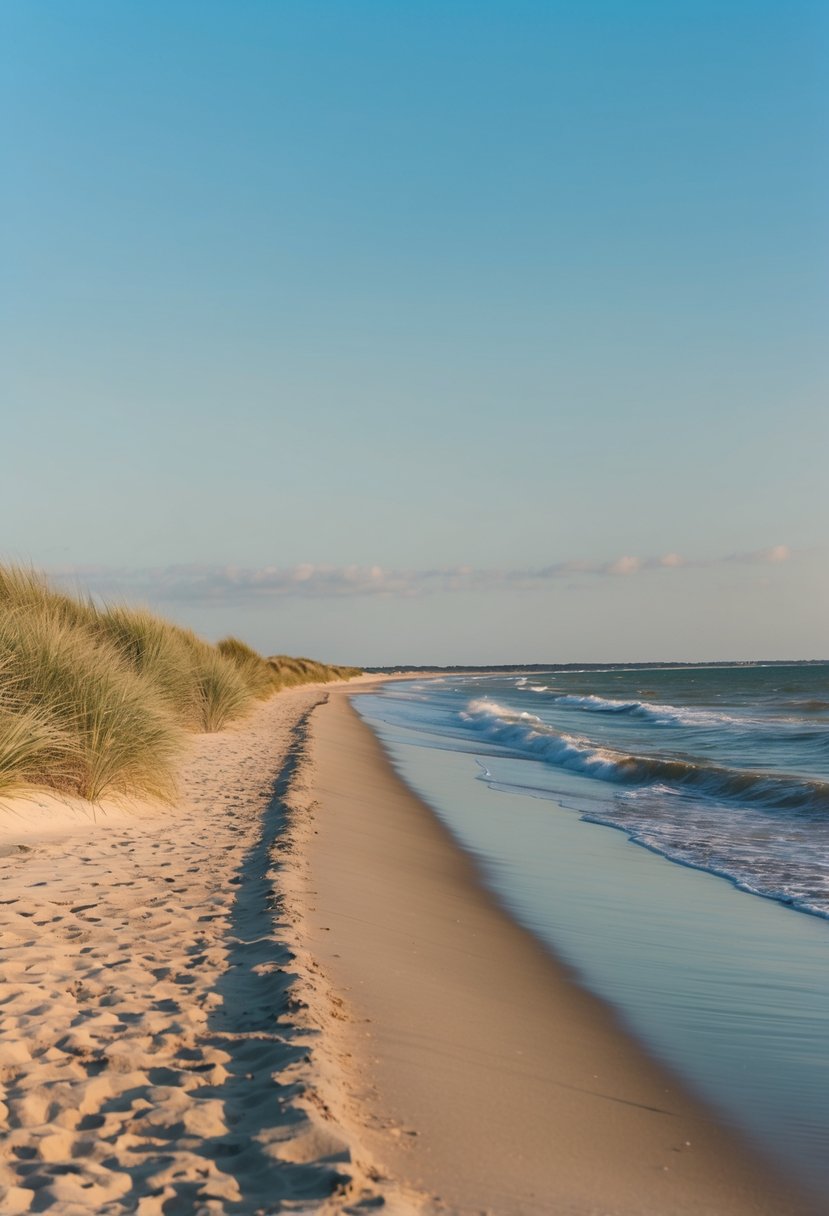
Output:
546 692 741 727
460 699 829 814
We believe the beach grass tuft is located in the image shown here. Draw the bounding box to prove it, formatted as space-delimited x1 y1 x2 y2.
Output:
0 697 74 794
217 635 281 699
0 565 361 800
0 605 182 801
192 647 255 732
93 605 204 726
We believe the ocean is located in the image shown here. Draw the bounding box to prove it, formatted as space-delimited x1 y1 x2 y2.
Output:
354 664 829 1194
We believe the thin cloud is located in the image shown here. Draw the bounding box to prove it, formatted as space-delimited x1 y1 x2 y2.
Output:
606 555 643 576
44 546 794 603
750 544 791 564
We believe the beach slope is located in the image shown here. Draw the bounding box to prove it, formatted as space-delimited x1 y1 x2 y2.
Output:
301 688 820 1216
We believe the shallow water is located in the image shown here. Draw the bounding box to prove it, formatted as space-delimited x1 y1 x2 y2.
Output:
355 670 829 1195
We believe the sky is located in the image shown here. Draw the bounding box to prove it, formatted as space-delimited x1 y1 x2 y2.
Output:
3 1 827 663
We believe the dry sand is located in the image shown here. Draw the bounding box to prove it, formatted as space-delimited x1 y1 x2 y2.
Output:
0 680 420 1215
0 678 821 1215
299 688 823 1216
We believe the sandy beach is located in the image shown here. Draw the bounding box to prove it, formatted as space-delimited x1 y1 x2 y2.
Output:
0 680 403 1215
0 678 821 1214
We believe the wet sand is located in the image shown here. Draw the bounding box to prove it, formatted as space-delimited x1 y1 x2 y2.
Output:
300 687 821 1215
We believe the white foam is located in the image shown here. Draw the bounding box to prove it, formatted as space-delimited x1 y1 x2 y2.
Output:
550 692 740 727
460 700 629 781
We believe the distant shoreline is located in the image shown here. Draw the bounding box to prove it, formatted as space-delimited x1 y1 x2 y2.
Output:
364 658 829 673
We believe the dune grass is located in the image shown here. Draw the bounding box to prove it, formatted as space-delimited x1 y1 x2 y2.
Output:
218 639 361 696
267 653 362 687
0 698 74 795
0 565 360 802
0 605 182 801
93 605 203 726
97 609 257 731
216 636 278 700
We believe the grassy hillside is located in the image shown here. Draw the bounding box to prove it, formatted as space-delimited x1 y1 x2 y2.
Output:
0 566 360 801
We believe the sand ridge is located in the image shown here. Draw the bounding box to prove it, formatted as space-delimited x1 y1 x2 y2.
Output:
0 683 425 1215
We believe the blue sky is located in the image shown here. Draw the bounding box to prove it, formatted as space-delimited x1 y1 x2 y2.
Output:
4 2 827 662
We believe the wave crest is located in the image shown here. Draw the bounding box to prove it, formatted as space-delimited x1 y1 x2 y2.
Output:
547 692 740 727
460 699 829 812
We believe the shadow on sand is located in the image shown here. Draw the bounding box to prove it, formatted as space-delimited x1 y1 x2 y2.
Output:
195 703 351 1210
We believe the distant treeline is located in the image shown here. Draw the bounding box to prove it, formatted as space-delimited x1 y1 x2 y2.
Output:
0 566 360 801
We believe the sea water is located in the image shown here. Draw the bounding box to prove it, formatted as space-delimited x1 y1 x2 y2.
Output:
354 665 829 1195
